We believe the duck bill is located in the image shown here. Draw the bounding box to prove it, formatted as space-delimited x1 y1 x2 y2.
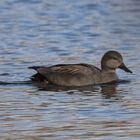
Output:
119 63 132 73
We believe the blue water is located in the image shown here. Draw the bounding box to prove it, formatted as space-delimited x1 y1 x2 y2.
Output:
0 0 140 139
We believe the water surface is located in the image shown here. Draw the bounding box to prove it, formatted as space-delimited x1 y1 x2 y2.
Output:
0 0 140 139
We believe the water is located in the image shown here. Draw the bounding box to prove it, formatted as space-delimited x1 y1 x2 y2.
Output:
0 0 140 139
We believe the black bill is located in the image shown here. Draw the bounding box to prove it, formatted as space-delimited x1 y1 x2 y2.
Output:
119 63 132 73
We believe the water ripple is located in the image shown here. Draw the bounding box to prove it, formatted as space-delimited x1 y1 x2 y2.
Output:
0 0 140 139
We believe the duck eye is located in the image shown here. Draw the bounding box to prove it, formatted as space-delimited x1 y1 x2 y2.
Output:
112 56 117 60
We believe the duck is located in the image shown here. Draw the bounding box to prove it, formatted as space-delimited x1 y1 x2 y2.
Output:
29 50 132 86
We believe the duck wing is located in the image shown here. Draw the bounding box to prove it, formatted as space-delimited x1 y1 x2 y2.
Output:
29 63 101 86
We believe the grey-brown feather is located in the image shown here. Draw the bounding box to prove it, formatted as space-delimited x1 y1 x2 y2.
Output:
29 63 101 86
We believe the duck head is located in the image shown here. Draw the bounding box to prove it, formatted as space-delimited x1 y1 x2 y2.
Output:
101 51 132 73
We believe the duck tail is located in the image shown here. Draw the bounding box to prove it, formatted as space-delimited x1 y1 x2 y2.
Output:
30 73 47 82
28 66 41 70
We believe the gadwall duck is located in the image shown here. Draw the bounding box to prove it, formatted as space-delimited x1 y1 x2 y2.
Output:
29 50 132 86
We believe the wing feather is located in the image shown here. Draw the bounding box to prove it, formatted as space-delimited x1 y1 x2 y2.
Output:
50 65 83 75
29 63 101 86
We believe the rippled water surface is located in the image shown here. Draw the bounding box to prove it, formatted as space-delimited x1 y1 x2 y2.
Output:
0 0 140 139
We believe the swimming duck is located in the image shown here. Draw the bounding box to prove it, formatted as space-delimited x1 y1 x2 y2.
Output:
29 50 132 86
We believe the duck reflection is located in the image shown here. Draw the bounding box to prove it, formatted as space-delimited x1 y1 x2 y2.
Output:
101 84 118 98
31 80 130 98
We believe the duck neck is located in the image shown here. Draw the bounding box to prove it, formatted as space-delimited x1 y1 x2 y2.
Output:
101 68 116 73
100 69 118 83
